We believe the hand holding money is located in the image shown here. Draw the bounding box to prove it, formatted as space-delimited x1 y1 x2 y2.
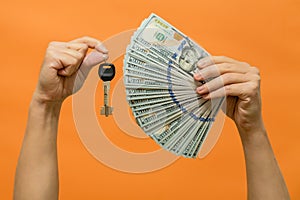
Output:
194 56 264 137
124 14 224 158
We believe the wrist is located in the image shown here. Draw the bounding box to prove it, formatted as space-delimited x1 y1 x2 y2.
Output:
235 114 265 136
30 92 62 118
26 92 62 139
238 122 268 148
32 89 63 107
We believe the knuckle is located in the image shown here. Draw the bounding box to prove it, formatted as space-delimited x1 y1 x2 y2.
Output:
81 43 89 49
253 74 261 82
48 41 59 47
222 63 233 72
213 56 228 63
198 69 208 79
81 36 92 41
247 82 259 95
252 82 259 90
218 55 228 61
48 41 55 47
240 61 251 67
77 52 85 59
45 49 56 58
222 73 231 84
48 61 59 68
210 65 221 76
225 85 231 93
251 66 260 75
80 43 89 51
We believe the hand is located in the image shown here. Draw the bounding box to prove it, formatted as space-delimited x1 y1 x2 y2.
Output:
194 56 263 136
34 36 108 104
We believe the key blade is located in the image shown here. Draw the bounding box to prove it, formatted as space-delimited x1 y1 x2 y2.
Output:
101 106 113 117
103 81 110 90
103 81 111 107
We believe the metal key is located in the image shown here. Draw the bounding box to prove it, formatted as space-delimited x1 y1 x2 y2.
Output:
98 63 116 117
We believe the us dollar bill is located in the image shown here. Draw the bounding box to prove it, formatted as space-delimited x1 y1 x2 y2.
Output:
130 13 209 76
123 13 224 158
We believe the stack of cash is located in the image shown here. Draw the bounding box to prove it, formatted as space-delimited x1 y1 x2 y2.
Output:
123 13 224 158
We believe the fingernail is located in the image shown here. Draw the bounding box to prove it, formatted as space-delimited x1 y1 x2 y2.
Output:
197 86 204 92
194 73 203 80
96 44 108 53
102 54 108 60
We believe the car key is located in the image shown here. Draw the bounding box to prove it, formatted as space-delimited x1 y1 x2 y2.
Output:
98 62 116 117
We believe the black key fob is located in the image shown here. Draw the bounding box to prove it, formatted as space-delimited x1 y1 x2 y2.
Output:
98 63 116 82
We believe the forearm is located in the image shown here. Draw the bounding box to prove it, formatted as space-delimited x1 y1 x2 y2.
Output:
14 95 62 200
239 125 290 200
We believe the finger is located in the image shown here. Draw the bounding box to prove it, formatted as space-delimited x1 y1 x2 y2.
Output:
197 56 241 69
196 73 249 94
65 42 89 54
48 42 89 57
194 63 250 81
58 48 84 60
202 82 258 100
70 36 108 53
49 53 80 77
77 50 108 78
52 48 86 75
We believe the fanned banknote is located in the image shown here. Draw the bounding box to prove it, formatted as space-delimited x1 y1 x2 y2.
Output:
123 13 224 158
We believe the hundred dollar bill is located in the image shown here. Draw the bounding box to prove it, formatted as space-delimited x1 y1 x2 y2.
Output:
136 96 209 125
156 105 204 147
125 62 190 85
124 51 190 81
137 97 213 135
127 88 197 99
175 110 212 155
165 117 198 151
123 14 225 157
124 74 187 88
127 87 201 102
138 107 184 135
124 68 190 86
130 13 209 76
151 112 191 144
188 98 224 157
127 42 193 80
173 106 212 150
163 105 212 152
130 16 220 108
183 121 211 158
126 88 168 95
182 97 223 158
130 98 208 124
132 96 209 118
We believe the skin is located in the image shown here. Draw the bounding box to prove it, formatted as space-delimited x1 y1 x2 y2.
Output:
14 36 290 200
194 56 290 200
14 36 108 200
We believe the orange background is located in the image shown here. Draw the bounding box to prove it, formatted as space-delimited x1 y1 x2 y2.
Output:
1 0 300 199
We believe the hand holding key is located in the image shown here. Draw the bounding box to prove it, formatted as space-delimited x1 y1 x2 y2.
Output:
34 36 108 104
98 62 116 117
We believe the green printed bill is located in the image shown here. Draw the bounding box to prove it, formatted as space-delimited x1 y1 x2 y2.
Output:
123 13 224 158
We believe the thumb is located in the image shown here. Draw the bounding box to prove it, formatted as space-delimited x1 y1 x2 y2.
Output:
79 50 108 78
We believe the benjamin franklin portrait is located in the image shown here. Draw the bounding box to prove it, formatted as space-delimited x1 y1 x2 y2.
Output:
178 46 199 72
